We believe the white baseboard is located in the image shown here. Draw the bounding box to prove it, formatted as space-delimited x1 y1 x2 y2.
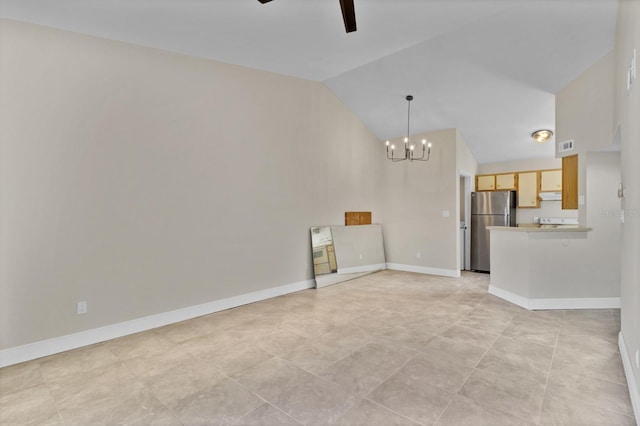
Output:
488 285 621 310
488 285 530 309
0 279 315 368
386 263 460 278
619 332 640 424
338 263 386 274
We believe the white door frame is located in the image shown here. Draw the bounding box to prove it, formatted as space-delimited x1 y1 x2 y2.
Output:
459 170 473 271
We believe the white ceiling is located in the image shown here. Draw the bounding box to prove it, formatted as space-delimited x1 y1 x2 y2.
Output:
0 0 618 163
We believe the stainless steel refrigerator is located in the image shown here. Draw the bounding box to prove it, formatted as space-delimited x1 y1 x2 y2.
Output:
470 190 516 272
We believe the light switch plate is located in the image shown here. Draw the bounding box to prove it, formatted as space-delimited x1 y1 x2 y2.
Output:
442 210 450 217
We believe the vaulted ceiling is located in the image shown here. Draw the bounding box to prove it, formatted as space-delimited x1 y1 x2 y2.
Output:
0 0 618 163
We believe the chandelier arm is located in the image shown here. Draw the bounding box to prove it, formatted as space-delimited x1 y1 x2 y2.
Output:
411 151 431 162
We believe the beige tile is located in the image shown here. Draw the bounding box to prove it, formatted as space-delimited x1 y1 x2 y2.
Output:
545 369 634 418
398 352 473 393
283 317 340 339
420 336 488 368
435 394 535 426
551 343 627 386
348 314 397 335
232 356 310 401
104 330 175 360
477 295 524 313
155 316 219 343
476 336 554 382
563 308 613 321
281 339 349 374
441 324 499 350
404 312 456 336
46 361 138 406
0 384 62 426
58 386 180 426
0 361 44 398
540 393 636 426
196 340 273 376
377 325 437 352
459 368 545 424
123 344 196 380
333 399 420 426
350 341 415 369
314 325 373 354
368 371 453 425
500 320 559 348
172 377 263 425
319 353 400 397
39 343 119 382
252 329 308 358
559 321 620 344
47 362 178 426
511 309 565 325
144 357 228 409
270 375 359 425
456 312 512 335
233 403 301 426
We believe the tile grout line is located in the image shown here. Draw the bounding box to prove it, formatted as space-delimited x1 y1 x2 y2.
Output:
533 318 560 426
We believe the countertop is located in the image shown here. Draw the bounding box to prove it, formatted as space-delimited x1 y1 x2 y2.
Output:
487 226 592 233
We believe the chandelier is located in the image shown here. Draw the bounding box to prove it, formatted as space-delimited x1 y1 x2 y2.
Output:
385 95 432 162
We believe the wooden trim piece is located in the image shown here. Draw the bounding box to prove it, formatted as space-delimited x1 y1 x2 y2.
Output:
345 211 372 226
562 155 578 210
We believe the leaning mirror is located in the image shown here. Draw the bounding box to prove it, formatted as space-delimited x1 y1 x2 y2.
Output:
310 224 386 288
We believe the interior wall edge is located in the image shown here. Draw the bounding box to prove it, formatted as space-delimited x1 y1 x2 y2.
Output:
619 332 640 424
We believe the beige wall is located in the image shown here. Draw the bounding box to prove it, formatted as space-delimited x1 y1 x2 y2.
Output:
478 158 577 225
554 50 622 340
615 0 640 405
555 51 616 225
381 128 476 273
0 20 384 349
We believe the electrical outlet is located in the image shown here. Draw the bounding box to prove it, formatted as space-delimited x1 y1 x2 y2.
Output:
442 210 450 218
416 251 421 259
635 349 639 369
77 301 87 315
359 253 363 260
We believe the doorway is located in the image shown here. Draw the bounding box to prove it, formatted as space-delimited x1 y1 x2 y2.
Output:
459 171 472 271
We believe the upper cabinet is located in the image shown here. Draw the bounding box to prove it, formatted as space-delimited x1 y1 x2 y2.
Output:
562 155 578 209
517 171 540 208
477 175 496 191
495 173 517 190
540 169 562 192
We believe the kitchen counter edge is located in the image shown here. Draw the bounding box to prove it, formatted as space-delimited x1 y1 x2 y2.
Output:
487 226 592 233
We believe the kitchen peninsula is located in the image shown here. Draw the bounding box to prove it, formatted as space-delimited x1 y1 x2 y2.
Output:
487 226 621 311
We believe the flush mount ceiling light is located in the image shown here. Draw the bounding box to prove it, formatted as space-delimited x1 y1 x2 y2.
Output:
531 129 554 143
385 95 432 162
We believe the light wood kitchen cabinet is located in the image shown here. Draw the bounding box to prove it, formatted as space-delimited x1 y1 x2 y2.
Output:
495 173 517 190
517 171 540 208
476 175 496 191
562 155 578 209
540 169 562 192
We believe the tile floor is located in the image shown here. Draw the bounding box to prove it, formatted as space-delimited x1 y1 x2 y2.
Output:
0 270 635 425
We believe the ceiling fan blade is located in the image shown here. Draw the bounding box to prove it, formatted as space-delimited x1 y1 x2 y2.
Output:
257 0 272 4
339 0 357 33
